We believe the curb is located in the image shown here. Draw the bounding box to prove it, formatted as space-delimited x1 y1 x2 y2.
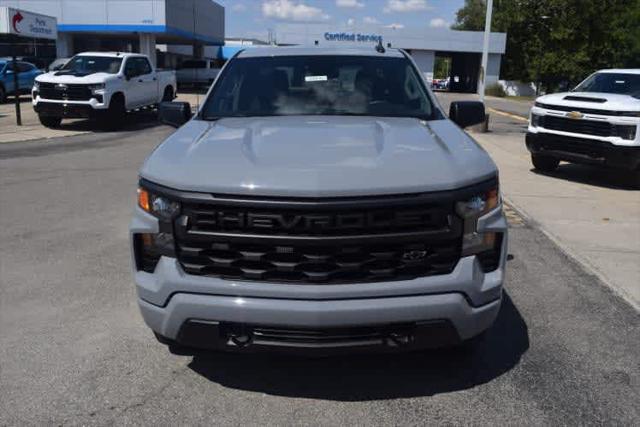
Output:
503 194 640 312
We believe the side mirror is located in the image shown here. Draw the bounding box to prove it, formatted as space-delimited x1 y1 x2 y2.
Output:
449 101 486 129
159 102 192 128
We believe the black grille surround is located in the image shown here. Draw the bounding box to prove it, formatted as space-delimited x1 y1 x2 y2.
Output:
38 82 93 101
141 178 498 285
538 115 636 139
535 102 640 118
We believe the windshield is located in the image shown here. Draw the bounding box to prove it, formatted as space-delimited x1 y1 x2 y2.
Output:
201 55 435 119
60 56 123 76
573 72 640 98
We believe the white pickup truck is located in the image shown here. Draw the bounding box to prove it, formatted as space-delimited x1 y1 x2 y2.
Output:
32 52 177 129
176 59 220 88
527 69 640 172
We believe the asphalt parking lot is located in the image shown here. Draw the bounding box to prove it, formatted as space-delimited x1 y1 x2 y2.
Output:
0 96 639 425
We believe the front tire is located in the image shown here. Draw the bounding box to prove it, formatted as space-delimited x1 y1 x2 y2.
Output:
531 154 560 172
0 85 6 103
162 86 174 102
100 95 126 130
38 115 62 128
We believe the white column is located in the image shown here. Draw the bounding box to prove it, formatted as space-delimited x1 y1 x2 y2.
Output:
56 33 74 58
139 33 157 66
479 0 493 101
193 43 204 59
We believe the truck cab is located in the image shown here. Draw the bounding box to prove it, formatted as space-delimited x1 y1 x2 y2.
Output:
527 69 640 172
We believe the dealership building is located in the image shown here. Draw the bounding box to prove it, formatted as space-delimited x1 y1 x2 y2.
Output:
275 23 507 92
0 0 224 68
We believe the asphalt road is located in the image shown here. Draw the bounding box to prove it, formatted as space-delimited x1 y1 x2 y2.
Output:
1 114 639 425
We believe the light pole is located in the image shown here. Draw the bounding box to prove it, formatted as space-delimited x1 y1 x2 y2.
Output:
479 0 493 103
535 15 550 96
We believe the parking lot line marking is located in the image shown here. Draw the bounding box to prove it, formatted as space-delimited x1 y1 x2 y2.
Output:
488 108 529 122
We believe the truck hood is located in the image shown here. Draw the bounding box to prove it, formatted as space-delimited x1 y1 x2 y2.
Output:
35 72 116 85
536 91 640 111
140 116 497 197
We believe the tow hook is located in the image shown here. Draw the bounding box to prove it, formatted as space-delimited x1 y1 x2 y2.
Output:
224 325 253 347
385 332 412 347
228 332 252 347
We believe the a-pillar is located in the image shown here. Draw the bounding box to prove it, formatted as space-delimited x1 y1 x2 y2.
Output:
56 33 74 58
139 33 157 66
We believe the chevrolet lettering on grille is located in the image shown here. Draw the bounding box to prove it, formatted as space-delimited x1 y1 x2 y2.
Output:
199 209 438 231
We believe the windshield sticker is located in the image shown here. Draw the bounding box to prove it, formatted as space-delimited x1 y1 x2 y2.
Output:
305 75 328 82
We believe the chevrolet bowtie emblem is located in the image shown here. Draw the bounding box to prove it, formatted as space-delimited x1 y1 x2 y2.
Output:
566 111 583 120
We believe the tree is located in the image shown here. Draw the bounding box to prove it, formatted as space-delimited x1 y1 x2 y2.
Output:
434 56 452 79
452 0 640 91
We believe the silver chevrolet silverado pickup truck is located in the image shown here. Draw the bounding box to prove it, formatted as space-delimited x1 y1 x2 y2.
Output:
130 46 508 354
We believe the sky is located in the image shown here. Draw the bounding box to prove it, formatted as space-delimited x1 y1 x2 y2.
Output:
216 0 465 40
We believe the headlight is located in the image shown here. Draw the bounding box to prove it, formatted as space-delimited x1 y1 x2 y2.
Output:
456 183 503 270
134 186 180 273
137 187 180 220
616 125 637 141
455 187 499 219
530 113 540 127
134 232 176 273
87 83 105 92
33 81 40 90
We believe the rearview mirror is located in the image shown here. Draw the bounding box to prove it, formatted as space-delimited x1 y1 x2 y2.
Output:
449 101 486 129
159 102 192 128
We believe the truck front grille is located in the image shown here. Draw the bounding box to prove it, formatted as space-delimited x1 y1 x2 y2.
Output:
172 195 463 284
38 83 92 101
176 238 460 283
540 115 635 139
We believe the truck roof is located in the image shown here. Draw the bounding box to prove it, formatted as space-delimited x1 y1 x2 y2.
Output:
74 51 147 59
236 46 406 59
596 69 640 74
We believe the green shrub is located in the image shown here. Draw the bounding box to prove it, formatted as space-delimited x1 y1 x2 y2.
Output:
485 84 507 97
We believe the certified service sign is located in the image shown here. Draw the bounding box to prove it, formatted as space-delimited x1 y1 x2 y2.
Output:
0 7 57 40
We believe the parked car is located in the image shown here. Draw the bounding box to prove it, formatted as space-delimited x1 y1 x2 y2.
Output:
0 60 43 103
46 57 70 72
431 78 449 91
527 69 640 172
176 59 220 88
131 46 508 354
32 52 177 129
18 56 47 71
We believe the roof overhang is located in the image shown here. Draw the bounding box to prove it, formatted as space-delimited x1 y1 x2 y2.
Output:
57 24 223 45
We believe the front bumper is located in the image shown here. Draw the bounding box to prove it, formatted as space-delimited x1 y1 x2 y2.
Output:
526 132 640 170
32 95 109 119
130 202 508 352
141 292 501 352
34 101 98 119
